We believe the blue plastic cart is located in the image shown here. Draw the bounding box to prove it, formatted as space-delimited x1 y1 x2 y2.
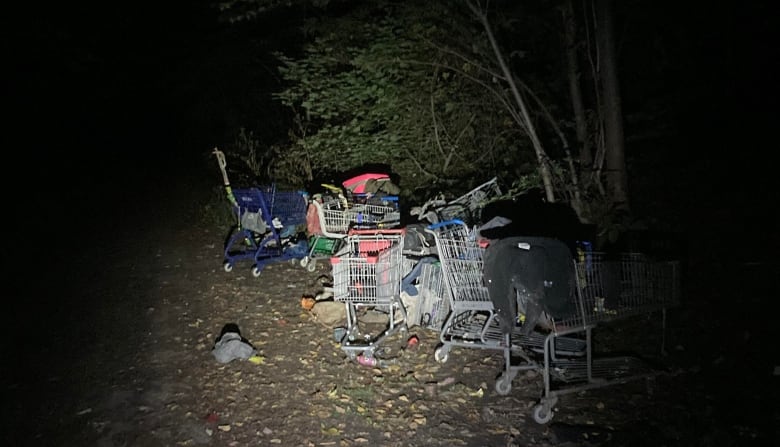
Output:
223 186 308 277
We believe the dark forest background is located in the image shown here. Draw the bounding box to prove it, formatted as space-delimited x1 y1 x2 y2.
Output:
3 1 777 265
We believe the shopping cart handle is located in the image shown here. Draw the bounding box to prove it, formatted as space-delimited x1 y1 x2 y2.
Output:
347 228 407 235
426 219 466 230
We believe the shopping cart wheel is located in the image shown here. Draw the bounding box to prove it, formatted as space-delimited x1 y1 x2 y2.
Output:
532 403 554 424
434 346 449 363
494 374 513 396
223 262 233 273
306 261 317 272
299 256 310 268
251 266 263 277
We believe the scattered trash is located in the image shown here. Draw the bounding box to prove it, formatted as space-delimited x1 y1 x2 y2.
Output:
205 412 219 423
356 354 378 367
405 335 419 350
355 353 398 369
212 324 257 363
301 296 316 310
248 355 265 365
333 327 347 343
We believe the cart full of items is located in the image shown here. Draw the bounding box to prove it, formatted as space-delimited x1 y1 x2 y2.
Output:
425 216 680 424
301 173 402 272
330 229 408 366
222 185 309 277
411 177 502 226
323 176 504 365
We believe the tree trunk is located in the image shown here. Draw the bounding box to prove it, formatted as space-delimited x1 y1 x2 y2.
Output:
562 0 591 167
466 0 556 203
596 0 629 209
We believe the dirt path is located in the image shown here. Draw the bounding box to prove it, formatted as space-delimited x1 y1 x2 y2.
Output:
2 169 775 447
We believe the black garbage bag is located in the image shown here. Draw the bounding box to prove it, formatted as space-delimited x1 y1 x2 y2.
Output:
482 236 577 335
480 190 594 257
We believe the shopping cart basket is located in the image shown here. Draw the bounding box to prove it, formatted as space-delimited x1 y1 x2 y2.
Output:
426 221 589 398
301 192 401 271
413 177 501 225
520 251 681 423
223 186 308 277
401 258 452 331
330 229 407 361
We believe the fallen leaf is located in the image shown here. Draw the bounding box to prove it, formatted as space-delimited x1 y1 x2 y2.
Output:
468 388 484 398
248 355 265 365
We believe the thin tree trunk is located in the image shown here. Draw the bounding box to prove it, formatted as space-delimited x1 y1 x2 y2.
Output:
466 0 556 203
596 0 629 209
562 0 591 166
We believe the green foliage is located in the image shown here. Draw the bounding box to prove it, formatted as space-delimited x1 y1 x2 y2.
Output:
270 0 536 200
214 0 683 248
217 0 336 23
197 185 240 230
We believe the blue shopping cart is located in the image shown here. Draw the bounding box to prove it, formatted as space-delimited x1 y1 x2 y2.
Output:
223 186 308 277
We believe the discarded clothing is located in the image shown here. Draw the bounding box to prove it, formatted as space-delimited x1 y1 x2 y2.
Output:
241 211 268 234
212 332 257 363
402 223 436 256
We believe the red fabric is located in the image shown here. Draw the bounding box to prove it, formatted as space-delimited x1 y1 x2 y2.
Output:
342 173 389 194
306 203 322 236
357 239 392 254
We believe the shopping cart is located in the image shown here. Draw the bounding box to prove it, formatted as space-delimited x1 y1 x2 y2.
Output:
330 229 407 361
425 221 554 359
429 220 681 423
350 199 401 229
222 186 308 277
412 177 501 225
300 192 401 271
522 251 681 423
299 195 355 272
347 190 401 228
402 259 452 331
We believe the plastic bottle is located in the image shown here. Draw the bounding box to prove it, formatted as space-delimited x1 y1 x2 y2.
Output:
356 354 377 367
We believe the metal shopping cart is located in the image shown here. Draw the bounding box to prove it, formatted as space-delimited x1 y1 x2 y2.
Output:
330 229 407 362
428 221 680 423
299 195 353 272
425 221 560 361
521 251 681 423
405 259 452 331
412 177 502 225
300 192 401 272
222 186 308 277
347 191 401 228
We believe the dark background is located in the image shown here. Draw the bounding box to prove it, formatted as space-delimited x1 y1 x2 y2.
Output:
4 1 777 310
